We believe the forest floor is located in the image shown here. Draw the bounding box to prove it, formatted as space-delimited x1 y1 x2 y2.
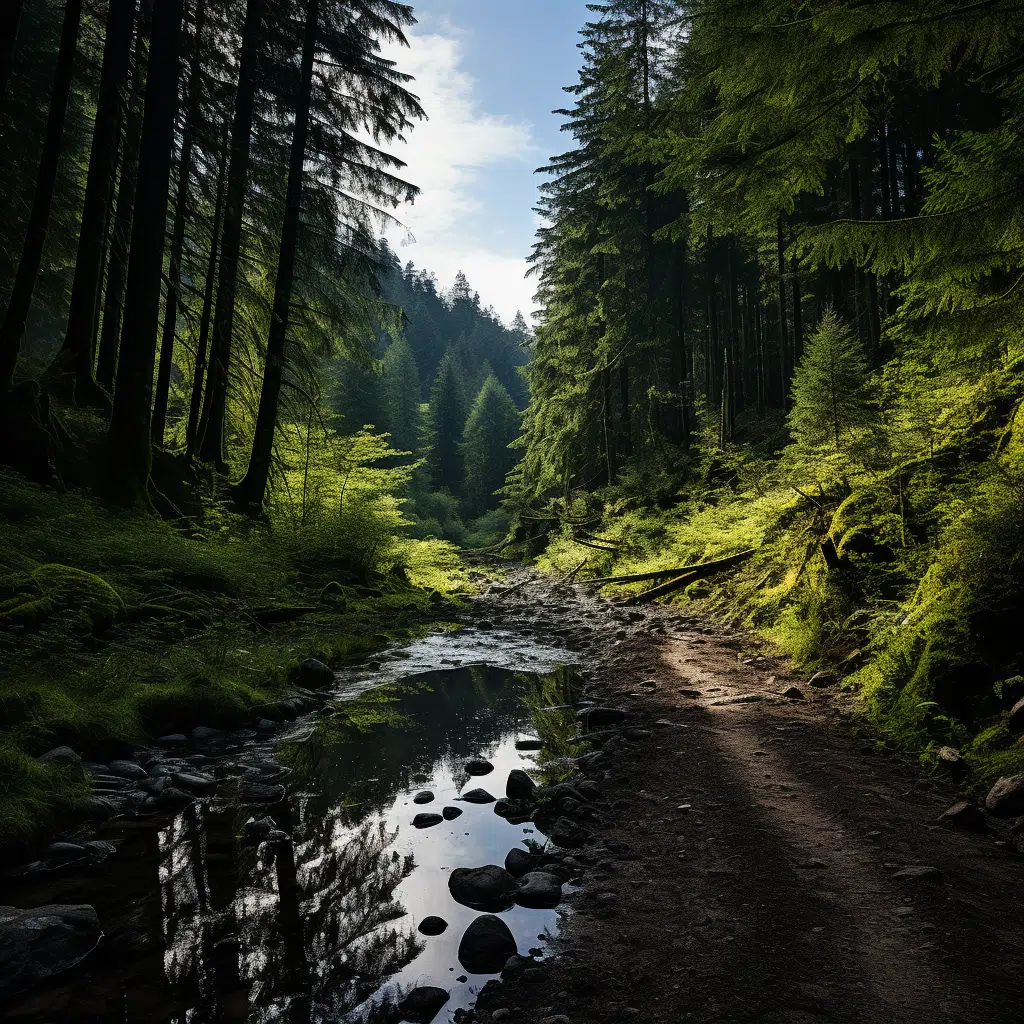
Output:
465 562 1024 1024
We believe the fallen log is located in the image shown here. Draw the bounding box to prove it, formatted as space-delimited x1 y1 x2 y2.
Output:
626 548 756 604
576 549 756 587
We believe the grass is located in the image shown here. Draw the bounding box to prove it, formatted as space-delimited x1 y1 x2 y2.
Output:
0 469 470 852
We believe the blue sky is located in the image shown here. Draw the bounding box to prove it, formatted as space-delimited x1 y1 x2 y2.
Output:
381 1 591 325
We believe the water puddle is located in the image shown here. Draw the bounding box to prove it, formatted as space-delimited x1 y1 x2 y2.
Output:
4 633 585 1024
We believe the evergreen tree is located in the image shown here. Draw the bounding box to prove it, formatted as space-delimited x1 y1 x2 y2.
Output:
426 348 468 493
462 374 521 515
379 338 421 455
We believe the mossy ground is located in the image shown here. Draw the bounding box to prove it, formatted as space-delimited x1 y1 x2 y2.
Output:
0 470 470 851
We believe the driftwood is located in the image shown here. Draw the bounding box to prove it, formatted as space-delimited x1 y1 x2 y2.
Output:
626 549 757 604
578 549 756 588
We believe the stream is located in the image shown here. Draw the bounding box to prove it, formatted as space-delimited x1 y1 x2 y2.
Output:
3 628 586 1024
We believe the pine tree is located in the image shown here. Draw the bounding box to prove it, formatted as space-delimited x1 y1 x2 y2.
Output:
788 310 871 456
380 337 421 455
426 348 468 493
462 374 521 515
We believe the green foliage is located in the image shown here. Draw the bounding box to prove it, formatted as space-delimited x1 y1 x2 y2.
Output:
462 374 522 516
425 348 469 493
379 337 422 456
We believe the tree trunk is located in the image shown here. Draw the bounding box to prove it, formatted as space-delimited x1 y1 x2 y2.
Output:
95 5 150 393
0 0 26 106
198 0 265 467
233 0 318 510
52 0 134 404
790 252 804 368
0 0 83 392
153 0 208 446
108 0 184 505
186 139 229 459
776 217 789 401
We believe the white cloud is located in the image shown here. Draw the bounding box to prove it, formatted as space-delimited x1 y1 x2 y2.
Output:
381 28 540 324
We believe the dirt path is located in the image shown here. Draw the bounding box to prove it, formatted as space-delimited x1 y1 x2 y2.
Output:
464 563 1024 1024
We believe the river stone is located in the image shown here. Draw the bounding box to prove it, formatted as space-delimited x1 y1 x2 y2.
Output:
504 848 537 878
985 775 1024 817
506 769 536 802
400 986 449 1023
107 760 147 781
493 799 512 817
413 790 435 804
297 658 334 690
550 817 592 848
458 914 518 975
418 916 448 936
937 801 987 833
515 871 564 909
442 806 463 820
459 788 496 804
464 758 494 776
239 781 285 804
83 841 116 864
37 747 85 779
448 865 518 911
0 905 101 996
577 707 626 727
158 787 195 810
515 738 543 751
85 796 121 819
173 772 217 794
46 843 87 863
190 726 222 743
413 813 444 829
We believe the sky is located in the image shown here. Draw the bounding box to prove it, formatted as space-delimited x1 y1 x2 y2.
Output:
380 1 591 326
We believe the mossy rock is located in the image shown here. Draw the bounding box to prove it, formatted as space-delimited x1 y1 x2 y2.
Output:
0 564 126 632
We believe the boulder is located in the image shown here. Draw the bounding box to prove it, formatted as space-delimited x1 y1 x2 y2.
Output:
1008 696 1024 733
45 843 87 863
413 813 444 829
107 760 147 781
459 788 496 804
985 775 1024 818
448 865 518 911
515 871 564 909
578 707 626 727
493 799 512 817
458 914 518 974
501 954 531 980
417 916 448 936
413 790 435 804
190 726 222 743
172 772 217 795
400 986 450 1023
937 801 987 833
37 747 84 779
464 758 494 776
506 769 536 802
83 841 116 864
0 905 101 996
297 658 334 690
442 806 463 821
504 848 537 878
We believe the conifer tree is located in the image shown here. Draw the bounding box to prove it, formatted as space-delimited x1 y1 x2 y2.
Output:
426 348 468 493
462 374 521 515
380 337 421 455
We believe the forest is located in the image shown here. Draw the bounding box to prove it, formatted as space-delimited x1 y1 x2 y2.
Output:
508 0 1024 785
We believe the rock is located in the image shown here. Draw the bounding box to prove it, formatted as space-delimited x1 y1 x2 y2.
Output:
504 848 537 878
549 817 592 848
107 760 147 781
190 726 222 743
442 806 463 820
985 775 1024 818
894 865 944 883
0 905 101 996
141 776 169 795
515 871 564 909
37 747 84 779
937 801 987 833
493 799 512 817
458 915 518 975
578 707 626 727
173 772 217 795
506 769 536 802
809 671 836 688
400 986 450 1023
491 1010 514 1022
83 841 116 864
45 843 87 863
782 686 806 701
502 953 531 979
413 813 444 829
465 758 494 776
256 719 277 733
459 788 496 804
413 790 435 804
515 738 543 751
297 658 334 690
239 782 285 804
85 796 121 819
576 781 603 802
448 866 518 910
418 916 448 936
157 734 188 747
1008 696 1024 733
158 787 195 810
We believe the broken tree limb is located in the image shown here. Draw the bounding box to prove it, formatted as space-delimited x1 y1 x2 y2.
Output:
576 549 756 587
627 549 757 604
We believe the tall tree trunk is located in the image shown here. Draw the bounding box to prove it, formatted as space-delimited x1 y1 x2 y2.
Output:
233 0 318 509
790 253 804 369
776 216 789 402
108 0 184 505
0 0 83 392
0 0 26 106
186 141 229 459
198 0 265 467
53 0 134 404
95 5 150 393
153 0 208 445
